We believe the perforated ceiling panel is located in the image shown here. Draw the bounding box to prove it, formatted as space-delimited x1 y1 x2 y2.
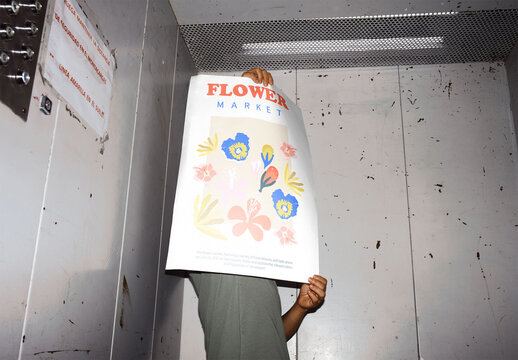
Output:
179 9 518 71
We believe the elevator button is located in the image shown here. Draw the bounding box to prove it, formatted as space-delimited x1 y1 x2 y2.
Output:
39 95 52 115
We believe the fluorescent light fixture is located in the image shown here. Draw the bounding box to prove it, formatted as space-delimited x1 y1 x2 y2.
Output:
338 11 458 20
242 37 444 55
310 11 458 20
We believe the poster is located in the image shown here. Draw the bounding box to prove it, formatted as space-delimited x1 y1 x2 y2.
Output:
43 0 114 136
166 75 319 283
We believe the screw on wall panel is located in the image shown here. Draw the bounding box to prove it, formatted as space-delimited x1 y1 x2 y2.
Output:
0 51 9 65
39 95 52 115
0 24 15 39
20 1 42 13
11 46 35 60
0 1 20 15
7 69 30 85
15 22 38 36
0 0 46 121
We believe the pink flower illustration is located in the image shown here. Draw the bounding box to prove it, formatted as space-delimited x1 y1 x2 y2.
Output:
251 159 263 176
280 142 297 158
194 163 216 182
216 168 247 204
228 199 271 241
276 226 296 245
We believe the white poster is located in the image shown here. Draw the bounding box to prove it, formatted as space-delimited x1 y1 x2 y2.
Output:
166 75 319 283
43 0 114 136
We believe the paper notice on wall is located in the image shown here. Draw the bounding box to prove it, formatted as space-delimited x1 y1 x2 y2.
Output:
166 75 319 283
43 0 114 136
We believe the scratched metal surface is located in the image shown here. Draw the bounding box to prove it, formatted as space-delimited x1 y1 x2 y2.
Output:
109 0 181 358
506 44 518 145
295 68 418 359
179 283 205 359
0 36 58 360
401 62 518 359
151 16 197 360
178 64 518 359
1 0 149 358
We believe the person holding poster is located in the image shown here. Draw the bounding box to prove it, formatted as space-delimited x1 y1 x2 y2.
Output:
188 68 327 360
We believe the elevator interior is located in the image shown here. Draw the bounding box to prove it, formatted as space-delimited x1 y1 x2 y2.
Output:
1 0 518 359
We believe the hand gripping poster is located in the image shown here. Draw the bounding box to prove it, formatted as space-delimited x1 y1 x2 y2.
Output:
166 75 319 283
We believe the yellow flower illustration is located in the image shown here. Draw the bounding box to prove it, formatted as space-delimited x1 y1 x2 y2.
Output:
228 142 248 160
197 133 218 156
284 163 304 196
193 194 227 240
275 199 293 218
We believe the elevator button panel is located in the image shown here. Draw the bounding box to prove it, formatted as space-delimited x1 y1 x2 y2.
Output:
1 1 47 121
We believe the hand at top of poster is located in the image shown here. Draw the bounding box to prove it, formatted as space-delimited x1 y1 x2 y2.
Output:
242 67 274 86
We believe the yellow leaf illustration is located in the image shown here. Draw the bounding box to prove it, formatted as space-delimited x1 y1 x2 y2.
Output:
284 163 304 197
197 133 218 156
193 194 227 240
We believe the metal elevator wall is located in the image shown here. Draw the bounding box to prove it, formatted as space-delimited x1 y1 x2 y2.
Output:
2 1 517 359
180 62 518 359
507 43 518 141
0 0 195 359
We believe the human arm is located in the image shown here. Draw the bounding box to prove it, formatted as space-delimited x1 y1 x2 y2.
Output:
282 275 327 341
242 67 274 86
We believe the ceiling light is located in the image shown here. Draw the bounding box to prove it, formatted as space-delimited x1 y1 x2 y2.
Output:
337 12 458 20
242 37 444 55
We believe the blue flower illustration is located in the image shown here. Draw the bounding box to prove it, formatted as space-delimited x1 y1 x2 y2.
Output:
222 132 250 161
271 189 299 219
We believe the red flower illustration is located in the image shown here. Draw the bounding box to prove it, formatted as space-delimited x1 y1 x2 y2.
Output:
259 166 278 192
228 199 271 241
276 226 296 245
280 142 297 158
194 163 216 182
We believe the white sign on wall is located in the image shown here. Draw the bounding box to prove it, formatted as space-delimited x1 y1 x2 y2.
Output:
166 75 319 283
44 0 114 136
